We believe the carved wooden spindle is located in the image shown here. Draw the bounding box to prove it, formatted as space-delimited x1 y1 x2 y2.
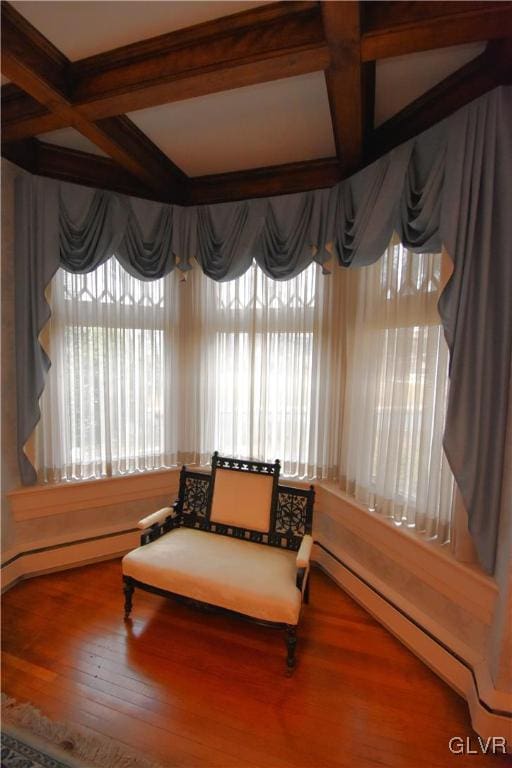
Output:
285 625 297 671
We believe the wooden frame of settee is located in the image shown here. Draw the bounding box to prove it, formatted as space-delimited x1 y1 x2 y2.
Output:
122 452 315 670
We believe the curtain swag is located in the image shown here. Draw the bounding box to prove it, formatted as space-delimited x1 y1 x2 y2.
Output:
14 87 512 574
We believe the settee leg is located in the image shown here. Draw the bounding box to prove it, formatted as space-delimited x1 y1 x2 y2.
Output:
304 575 310 605
123 579 134 620
285 625 297 671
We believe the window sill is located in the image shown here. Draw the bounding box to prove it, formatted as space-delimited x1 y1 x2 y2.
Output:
8 467 181 521
7 462 308 521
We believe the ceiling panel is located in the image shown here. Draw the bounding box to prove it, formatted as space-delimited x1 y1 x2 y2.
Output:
37 128 109 157
375 42 486 127
10 1 270 61
127 73 336 177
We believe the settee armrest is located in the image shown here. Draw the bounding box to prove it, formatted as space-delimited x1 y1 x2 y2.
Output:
296 534 313 568
137 506 174 530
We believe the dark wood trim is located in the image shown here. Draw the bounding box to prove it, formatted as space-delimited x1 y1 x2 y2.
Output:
1 0 70 96
94 115 189 191
321 2 363 175
361 1 512 61
72 2 328 120
2 0 510 147
36 139 161 200
2 0 510 198
362 60 376 150
75 1 319 76
2 2 328 137
1 84 63 141
1 139 342 204
1 137 163 201
362 1 504 32
1 136 39 174
1 2 188 202
3 0 509 206
189 157 342 205
369 39 512 161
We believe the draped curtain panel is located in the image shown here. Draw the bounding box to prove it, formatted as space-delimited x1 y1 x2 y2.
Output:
13 86 512 573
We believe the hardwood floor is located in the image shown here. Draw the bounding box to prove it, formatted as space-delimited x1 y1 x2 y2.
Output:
1 561 507 768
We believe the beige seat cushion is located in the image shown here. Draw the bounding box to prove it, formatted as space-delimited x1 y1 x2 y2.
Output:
210 468 273 532
122 527 301 625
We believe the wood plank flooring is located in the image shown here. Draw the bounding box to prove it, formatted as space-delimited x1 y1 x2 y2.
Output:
1 561 507 768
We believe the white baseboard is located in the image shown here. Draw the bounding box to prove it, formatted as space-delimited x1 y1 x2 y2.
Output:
312 545 512 744
1 529 139 592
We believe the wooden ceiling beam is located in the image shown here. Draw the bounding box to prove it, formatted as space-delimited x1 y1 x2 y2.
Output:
321 2 363 175
2 2 329 140
361 1 512 61
1 84 64 139
6 41 509 205
1 137 341 205
3 0 510 204
362 60 376 149
3 0 510 142
1 137 158 200
72 2 328 120
369 38 512 160
1 1 188 202
189 157 342 205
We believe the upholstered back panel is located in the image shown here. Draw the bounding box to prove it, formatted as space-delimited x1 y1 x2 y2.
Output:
176 455 314 551
210 467 274 533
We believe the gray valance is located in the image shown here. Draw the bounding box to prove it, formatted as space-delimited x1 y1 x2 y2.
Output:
14 86 512 574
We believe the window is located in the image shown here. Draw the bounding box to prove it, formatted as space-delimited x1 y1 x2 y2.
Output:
37 244 455 543
340 242 455 542
38 258 332 481
37 259 179 481
191 262 320 476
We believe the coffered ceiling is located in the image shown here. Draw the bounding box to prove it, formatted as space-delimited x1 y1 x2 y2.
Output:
2 1 511 205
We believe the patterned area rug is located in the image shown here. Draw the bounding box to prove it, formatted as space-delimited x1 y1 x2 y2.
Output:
1 695 165 768
2 729 73 767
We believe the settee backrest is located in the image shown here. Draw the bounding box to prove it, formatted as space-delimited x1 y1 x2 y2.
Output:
176 453 314 552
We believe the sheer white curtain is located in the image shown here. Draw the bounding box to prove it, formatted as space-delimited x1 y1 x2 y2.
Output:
339 241 455 542
37 244 454 543
37 258 344 481
37 259 180 481
179 261 344 478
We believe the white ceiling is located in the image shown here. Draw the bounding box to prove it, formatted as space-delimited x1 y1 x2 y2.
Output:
8 2 488 176
127 73 336 176
375 42 485 127
38 128 109 158
11 1 270 60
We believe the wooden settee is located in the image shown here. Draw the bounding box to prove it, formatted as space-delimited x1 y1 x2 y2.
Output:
122 453 315 669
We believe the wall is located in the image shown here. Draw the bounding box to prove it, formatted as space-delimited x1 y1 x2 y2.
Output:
1 159 20 557
488 375 512 694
